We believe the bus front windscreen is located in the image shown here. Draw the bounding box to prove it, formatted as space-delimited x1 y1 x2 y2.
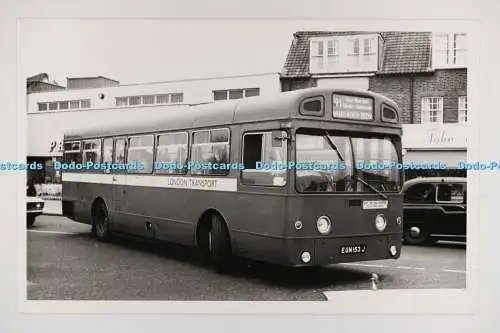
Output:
295 130 402 193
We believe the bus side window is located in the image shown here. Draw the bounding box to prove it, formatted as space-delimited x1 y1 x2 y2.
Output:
191 128 230 175
102 138 113 164
127 135 154 174
241 131 287 186
63 141 82 164
155 132 188 174
114 139 127 174
82 139 102 171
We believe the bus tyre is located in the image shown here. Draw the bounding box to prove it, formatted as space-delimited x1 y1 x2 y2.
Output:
403 225 431 245
93 202 110 241
210 215 232 273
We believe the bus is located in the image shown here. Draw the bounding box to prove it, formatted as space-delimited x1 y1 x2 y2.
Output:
61 88 404 272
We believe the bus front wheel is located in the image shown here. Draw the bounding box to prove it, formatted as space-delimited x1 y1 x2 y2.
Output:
93 201 110 241
209 214 232 273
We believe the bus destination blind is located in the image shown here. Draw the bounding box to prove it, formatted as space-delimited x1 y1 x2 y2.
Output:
332 94 374 121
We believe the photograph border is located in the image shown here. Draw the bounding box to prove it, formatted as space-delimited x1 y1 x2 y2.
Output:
17 18 480 315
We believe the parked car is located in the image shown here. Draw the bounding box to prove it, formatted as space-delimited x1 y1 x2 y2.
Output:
27 185 44 227
402 177 466 245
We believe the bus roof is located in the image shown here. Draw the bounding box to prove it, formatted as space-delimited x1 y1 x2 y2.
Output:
64 88 400 140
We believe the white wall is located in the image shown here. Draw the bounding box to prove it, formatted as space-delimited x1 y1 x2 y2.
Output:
316 77 370 91
27 73 281 113
28 105 190 157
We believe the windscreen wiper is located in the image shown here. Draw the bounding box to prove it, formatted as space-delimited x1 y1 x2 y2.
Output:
354 175 388 200
322 129 345 162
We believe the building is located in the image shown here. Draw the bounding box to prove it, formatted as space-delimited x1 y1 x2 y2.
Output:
280 31 468 179
26 73 65 94
26 73 281 187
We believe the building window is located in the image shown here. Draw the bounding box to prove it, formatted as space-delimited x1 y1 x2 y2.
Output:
245 88 260 97
170 93 183 103
421 97 444 123
129 96 141 106
58 101 69 110
213 88 260 101
115 97 128 106
70 100 80 109
213 90 228 101
80 99 91 108
229 90 244 100
347 38 360 68
38 103 48 111
433 33 467 68
309 35 378 74
142 95 155 104
458 96 467 123
311 40 325 71
156 94 169 104
48 102 58 111
326 39 340 69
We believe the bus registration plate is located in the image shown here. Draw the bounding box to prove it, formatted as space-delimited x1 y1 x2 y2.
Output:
340 245 367 255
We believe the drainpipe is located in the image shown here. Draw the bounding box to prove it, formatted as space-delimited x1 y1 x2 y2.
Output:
409 75 415 124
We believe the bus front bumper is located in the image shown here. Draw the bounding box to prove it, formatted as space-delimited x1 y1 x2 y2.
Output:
284 234 402 267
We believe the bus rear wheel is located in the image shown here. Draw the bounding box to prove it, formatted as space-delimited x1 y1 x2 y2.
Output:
93 201 110 241
209 214 232 273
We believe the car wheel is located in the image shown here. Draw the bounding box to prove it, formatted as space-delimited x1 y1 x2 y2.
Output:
210 214 232 273
93 202 110 241
403 225 431 245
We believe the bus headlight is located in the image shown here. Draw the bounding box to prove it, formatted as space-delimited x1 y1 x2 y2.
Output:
301 251 311 263
375 214 387 232
36 203 41 209
317 216 331 235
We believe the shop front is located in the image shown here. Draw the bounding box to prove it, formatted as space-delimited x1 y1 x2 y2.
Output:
402 123 468 180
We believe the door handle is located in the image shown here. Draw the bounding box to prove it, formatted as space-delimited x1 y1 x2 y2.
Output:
112 176 117 181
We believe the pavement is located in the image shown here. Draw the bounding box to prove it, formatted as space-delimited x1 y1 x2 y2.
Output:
26 215 466 301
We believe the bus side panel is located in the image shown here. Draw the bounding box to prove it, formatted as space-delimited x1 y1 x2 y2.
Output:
62 178 91 225
116 184 197 244
62 173 114 226
227 192 289 265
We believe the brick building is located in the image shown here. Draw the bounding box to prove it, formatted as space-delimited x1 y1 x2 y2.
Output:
280 31 468 178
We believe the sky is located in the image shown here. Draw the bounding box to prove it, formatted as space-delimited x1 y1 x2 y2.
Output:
18 19 328 86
